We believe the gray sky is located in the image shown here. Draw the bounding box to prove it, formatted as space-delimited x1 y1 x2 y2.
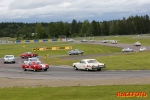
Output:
0 0 150 23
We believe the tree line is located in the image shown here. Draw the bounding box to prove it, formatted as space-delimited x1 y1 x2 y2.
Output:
0 14 150 40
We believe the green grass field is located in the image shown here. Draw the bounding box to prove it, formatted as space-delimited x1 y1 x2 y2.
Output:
0 42 121 57
0 85 149 100
41 51 150 70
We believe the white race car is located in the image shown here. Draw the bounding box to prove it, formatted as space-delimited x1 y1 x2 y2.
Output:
90 39 95 43
111 40 117 44
67 39 74 42
73 59 106 71
134 41 141 46
122 48 133 53
139 47 147 51
24 57 40 65
81 39 88 42
102 40 108 43
4 55 15 64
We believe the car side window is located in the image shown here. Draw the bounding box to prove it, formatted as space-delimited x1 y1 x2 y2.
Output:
80 61 86 63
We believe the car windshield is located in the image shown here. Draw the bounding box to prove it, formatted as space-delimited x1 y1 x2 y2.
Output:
5 56 14 58
36 62 44 65
30 58 39 61
87 60 98 63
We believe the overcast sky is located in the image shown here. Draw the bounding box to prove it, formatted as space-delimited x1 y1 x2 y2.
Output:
0 0 150 23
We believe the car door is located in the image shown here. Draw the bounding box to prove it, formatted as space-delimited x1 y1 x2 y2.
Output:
80 60 87 69
29 62 34 69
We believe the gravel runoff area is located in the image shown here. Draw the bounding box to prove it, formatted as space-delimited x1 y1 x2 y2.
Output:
1 78 150 88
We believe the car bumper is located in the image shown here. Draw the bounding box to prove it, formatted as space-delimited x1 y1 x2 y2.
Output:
4 60 15 63
92 65 106 69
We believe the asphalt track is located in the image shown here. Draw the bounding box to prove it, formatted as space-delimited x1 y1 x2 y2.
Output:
0 40 150 81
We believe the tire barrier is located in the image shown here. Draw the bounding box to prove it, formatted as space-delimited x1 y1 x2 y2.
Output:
32 46 72 51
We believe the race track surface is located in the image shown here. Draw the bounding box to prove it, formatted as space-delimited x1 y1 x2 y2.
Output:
0 40 150 87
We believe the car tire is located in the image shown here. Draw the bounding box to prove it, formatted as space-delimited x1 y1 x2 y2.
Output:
74 66 78 70
97 68 101 71
86 68 89 71
24 68 27 71
33 68 37 72
44 69 47 71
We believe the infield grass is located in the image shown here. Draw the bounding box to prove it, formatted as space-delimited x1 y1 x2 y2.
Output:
0 85 149 100
41 51 150 70
0 42 121 58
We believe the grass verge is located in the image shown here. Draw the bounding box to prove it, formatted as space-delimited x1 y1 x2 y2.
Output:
0 85 149 100
41 51 150 70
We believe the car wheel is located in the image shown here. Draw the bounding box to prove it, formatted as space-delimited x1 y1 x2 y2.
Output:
97 68 101 71
44 69 47 71
33 68 37 72
24 68 27 71
86 68 89 71
76 53 78 55
74 66 78 70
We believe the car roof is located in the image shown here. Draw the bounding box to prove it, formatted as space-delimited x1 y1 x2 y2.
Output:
81 59 96 61
4 55 14 56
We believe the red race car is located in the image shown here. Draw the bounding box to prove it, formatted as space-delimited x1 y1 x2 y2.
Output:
22 61 49 72
20 52 38 58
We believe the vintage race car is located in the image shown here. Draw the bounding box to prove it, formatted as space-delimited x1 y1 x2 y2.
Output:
122 47 133 53
111 40 117 44
22 61 49 71
67 39 74 42
4 55 15 64
20 52 38 58
73 59 106 71
68 49 84 55
134 41 141 46
90 39 95 43
24 57 40 65
81 39 88 42
102 40 108 43
139 47 147 51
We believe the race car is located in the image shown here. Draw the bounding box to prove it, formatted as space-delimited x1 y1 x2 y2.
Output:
139 47 147 51
122 47 133 53
81 39 88 42
24 57 40 65
90 39 95 43
67 39 74 42
134 41 141 46
4 55 15 64
102 40 108 43
111 40 117 44
22 61 49 72
73 59 106 71
68 49 84 55
20 52 38 58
